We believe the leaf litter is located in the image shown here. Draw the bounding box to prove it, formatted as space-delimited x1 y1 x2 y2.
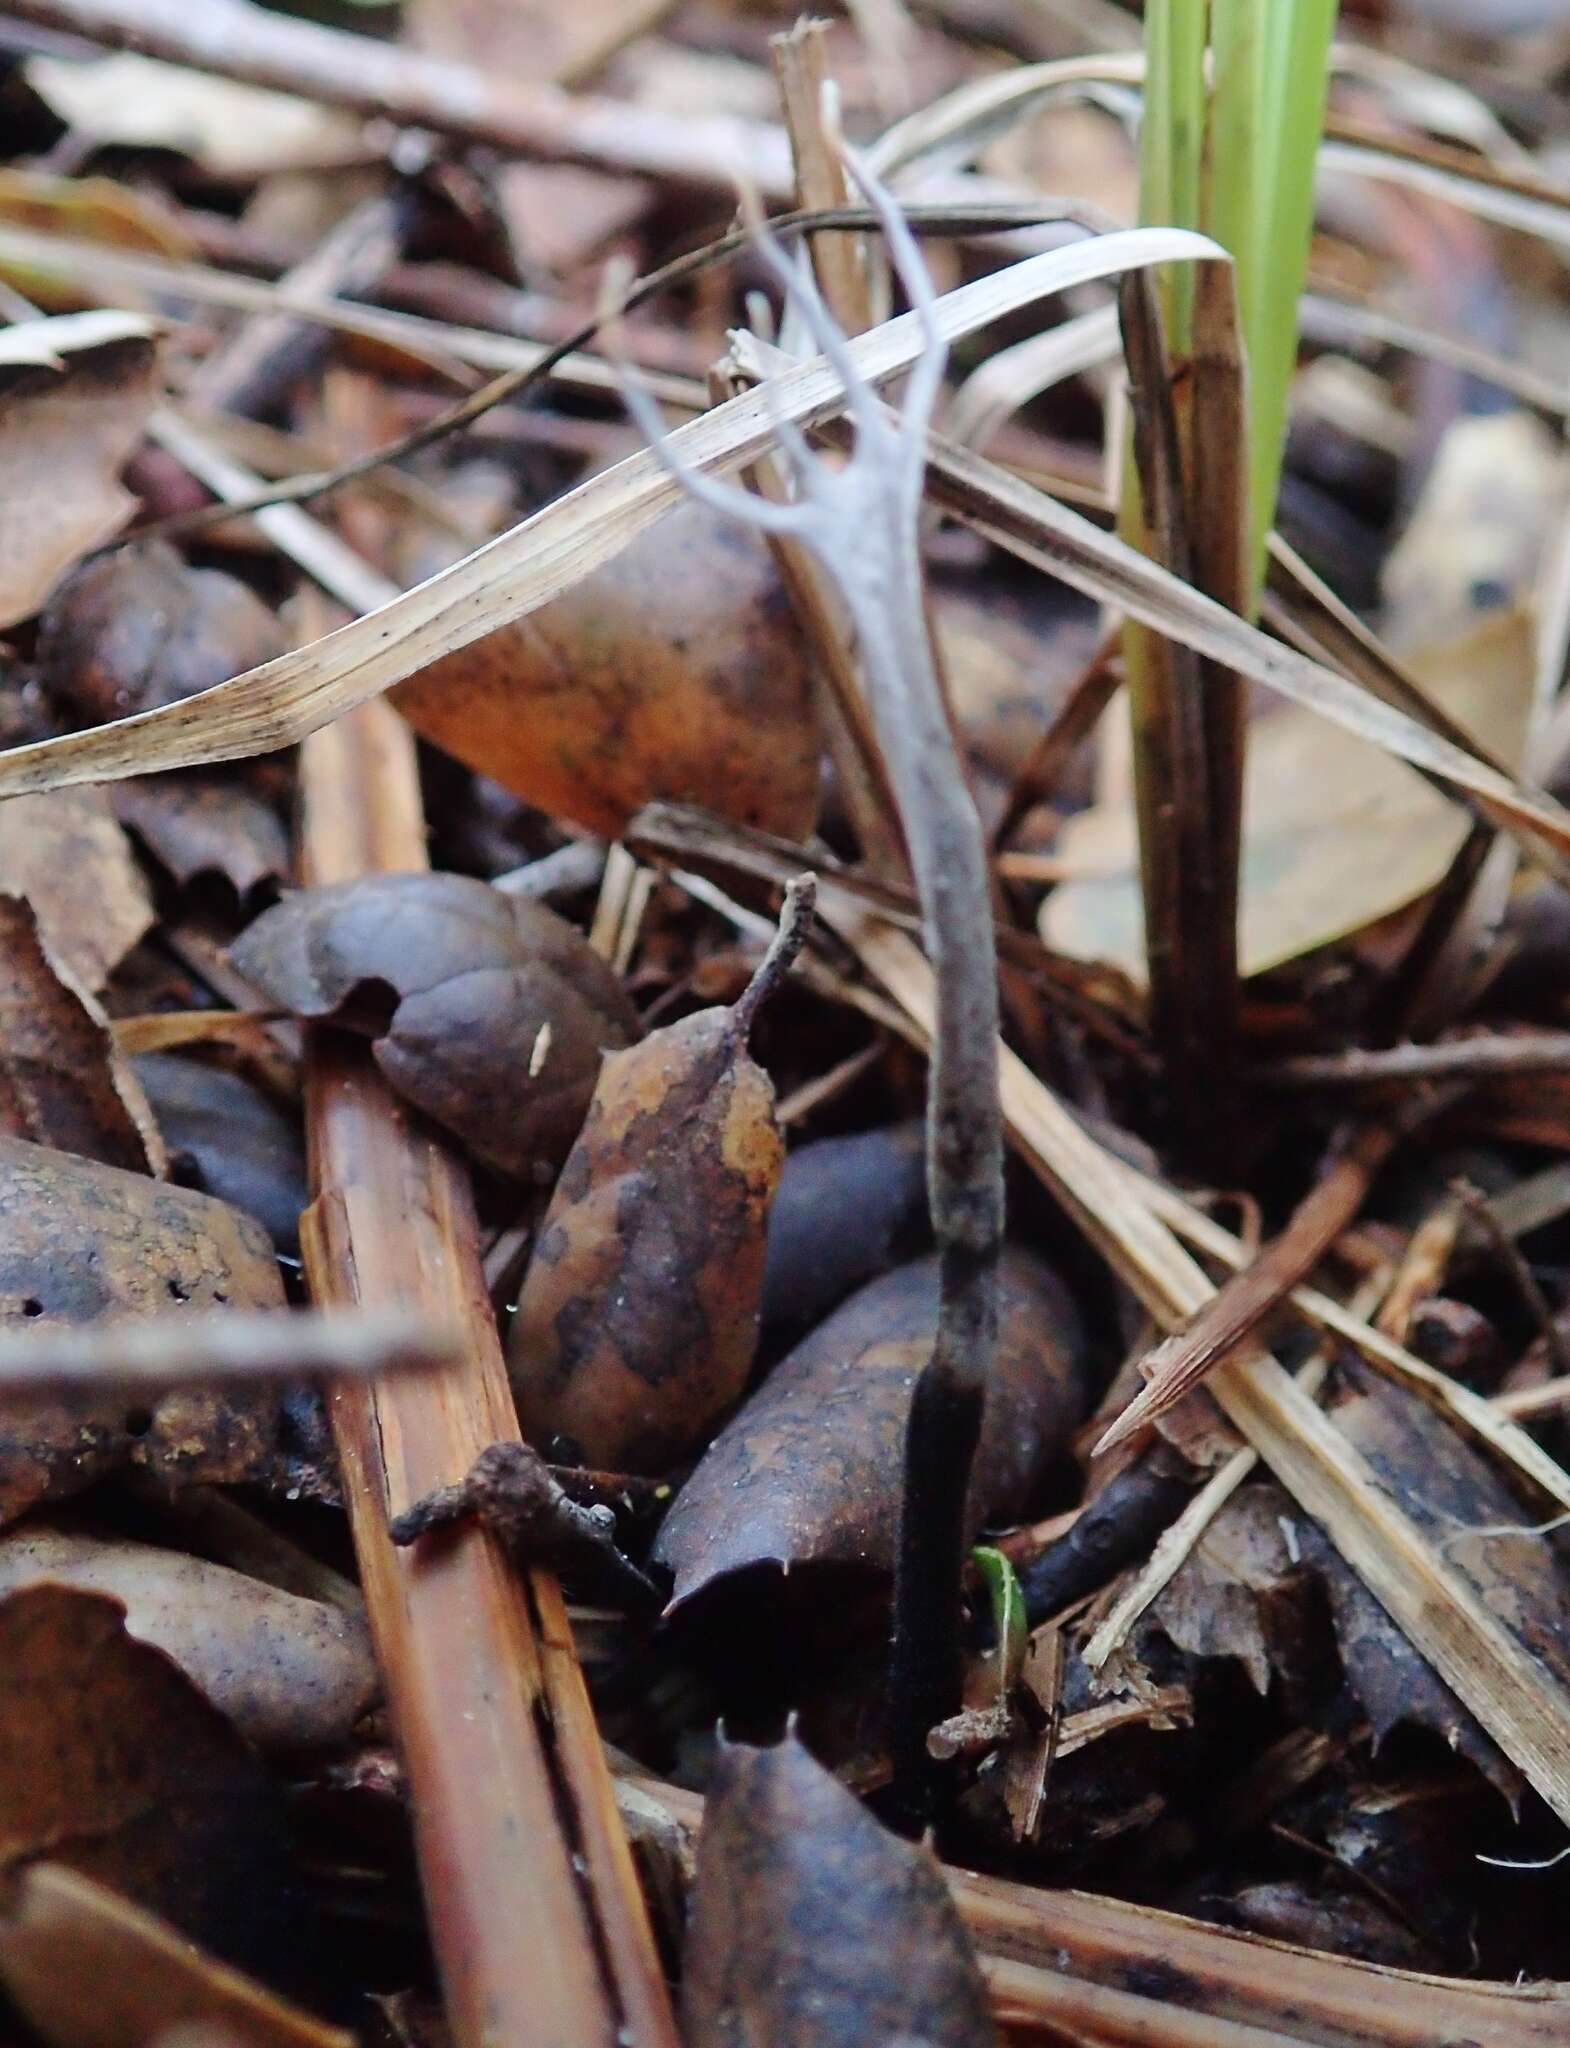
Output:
0 2 1569 2045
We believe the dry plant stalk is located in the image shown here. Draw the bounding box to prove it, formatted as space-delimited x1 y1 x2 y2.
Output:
616 139 1002 1819
1118 262 1247 1169
297 701 676 2048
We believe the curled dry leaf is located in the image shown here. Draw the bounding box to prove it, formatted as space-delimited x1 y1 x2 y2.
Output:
0 787 152 990
0 1862 351 2048
1044 611 1535 980
0 1135 283 1526
509 892 811 1470
682 1734 995 2048
391 504 821 841
0 1584 300 1973
1145 1483 1323 1700
231 870 639 1179
760 1120 928 1346
0 1526 375 1752
0 312 159 630
654 1250 1088 1611
39 540 288 728
0 892 163 1174
136 1054 305 1254
113 773 290 901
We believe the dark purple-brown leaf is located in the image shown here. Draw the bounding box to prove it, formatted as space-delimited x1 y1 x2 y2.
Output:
231 869 639 1179
681 1734 995 2047
654 1250 1088 1610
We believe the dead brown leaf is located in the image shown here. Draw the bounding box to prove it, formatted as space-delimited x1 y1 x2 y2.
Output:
0 1135 284 1525
0 1584 299 1968
232 870 639 1178
654 1250 1088 1610
682 1733 995 2047
0 786 152 990
113 774 290 901
1044 610 1536 980
0 1862 350 2048
0 1526 374 1751
509 949 791 1471
392 504 821 841
0 311 160 630
0 893 162 1173
39 540 288 727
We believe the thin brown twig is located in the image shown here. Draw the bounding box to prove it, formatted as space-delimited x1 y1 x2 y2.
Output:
1456 1179 1570 1380
1097 1091 1463 1455
1 0 793 197
1264 1033 1570 1090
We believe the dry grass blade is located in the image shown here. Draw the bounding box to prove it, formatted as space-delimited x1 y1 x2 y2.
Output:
821 898 1570 1827
0 227 1219 799
298 701 676 2048
0 1307 456 1394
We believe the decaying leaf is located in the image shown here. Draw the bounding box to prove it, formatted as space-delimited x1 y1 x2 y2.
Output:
231 870 639 1179
0 1136 283 1525
113 773 290 901
760 1120 928 1346
681 1734 995 2048
0 893 163 1174
1302 1372 1570 1801
654 1250 1088 1610
24 52 365 179
0 787 152 990
1145 1484 1320 1699
39 540 289 728
135 1054 305 1254
1381 413 1565 653
509 896 810 1471
391 503 822 841
0 1585 300 1972
0 1526 375 1752
0 1862 351 2048
0 312 160 631
1043 609 1535 979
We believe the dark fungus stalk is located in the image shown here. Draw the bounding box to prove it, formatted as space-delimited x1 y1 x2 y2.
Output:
615 114 1004 1829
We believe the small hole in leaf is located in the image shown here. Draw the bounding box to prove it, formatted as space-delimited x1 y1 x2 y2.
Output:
21 1298 42 1319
